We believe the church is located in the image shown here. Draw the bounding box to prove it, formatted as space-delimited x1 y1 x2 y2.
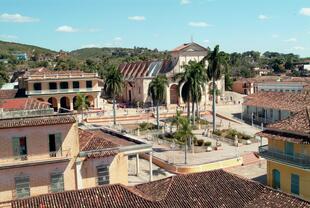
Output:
118 42 225 108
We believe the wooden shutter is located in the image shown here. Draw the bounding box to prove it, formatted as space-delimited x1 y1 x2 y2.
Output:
55 133 62 152
12 137 20 157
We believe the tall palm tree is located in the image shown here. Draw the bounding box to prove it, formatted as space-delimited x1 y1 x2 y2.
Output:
206 45 227 133
175 117 194 164
75 93 89 121
102 65 124 126
174 60 207 125
148 75 169 130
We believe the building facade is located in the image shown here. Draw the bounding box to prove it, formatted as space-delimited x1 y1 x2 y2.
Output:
0 99 152 202
242 91 310 124
18 67 103 112
233 76 310 95
258 107 310 201
118 42 225 107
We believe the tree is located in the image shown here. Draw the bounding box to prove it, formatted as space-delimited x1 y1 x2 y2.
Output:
174 60 207 125
175 117 194 164
206 45 227 133
0 64 9 88
75 93 89 121
148 75 168 130
102 65 124 126
171 110 182 131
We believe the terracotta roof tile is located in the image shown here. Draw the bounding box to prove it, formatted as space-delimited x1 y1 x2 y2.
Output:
243 92 310 112
0 114 76 129
7 170 310 208
0 90 18 99
256 107 310 144
0 98 50 112
79 129 119 151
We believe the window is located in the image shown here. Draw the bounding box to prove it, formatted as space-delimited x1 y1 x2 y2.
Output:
285 142 294 156
12 137 28 160
291 174 299 195
50 173 64 193
86 80 92 88
49 133 62 157
49 82 57 90
139 87 141 94
33 83 42 91
73 81 80 89
60 82 68 89
97 165 109 185
15 176 30 199
272 169 281 189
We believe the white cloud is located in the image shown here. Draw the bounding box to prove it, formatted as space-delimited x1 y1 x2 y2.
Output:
284 38 297 42
128 16 145 21
258 14 269 20
0 34 18 40
81 43 101 48
113 37 122 41
180 0 191 5
188 21 211 27
56 25 78 33
300 8 310 16
0 13 39 23
203 39 210 43
292 46 305 50
272 34 279 38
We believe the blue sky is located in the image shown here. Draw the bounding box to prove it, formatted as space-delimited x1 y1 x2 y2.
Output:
0 0 309 57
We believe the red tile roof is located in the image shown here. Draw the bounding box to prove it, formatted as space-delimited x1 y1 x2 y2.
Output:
257 107 310 144
0 98 50 112
0 114 76 129
243 92 310 112
7 170 310 208
79 129 125 158
0 90 18 99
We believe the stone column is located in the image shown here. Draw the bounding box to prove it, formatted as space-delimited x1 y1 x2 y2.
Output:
149 152 153 182
136 154 140 176
70 101 74 111
76 160 83 189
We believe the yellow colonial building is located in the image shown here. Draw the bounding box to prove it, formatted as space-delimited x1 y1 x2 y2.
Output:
18 67 103 112
258 107 310 201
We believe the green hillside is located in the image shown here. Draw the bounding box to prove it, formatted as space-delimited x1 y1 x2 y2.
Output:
0 41 55 56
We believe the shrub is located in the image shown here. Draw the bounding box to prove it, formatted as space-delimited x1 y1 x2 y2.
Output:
204 141 212 147
213 129 222 136
196 139 204 146
139 122 156 131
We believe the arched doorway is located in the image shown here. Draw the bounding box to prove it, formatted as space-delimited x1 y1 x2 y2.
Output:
73 96 78 110
48 97 58 112
37 98 44 102
170 84 179 105
60 97 70 113
86 95 94 108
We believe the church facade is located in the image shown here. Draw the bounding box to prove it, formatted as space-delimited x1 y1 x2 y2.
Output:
118 42 225 108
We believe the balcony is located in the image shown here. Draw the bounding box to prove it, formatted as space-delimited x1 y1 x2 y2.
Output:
259 145 310 169
0 149 71 169
26 87 100 95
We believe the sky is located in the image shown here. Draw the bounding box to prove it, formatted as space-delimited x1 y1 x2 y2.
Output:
0 0 309 57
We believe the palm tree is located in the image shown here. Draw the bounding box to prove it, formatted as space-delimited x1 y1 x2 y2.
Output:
75 93 89 121
174 60 207 125
206 45 227 133
171 110 182 131
102 65 124 126
175 117 194 164
148 75 169 130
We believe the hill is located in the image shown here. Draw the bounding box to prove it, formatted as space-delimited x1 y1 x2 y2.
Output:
0 41 56 57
